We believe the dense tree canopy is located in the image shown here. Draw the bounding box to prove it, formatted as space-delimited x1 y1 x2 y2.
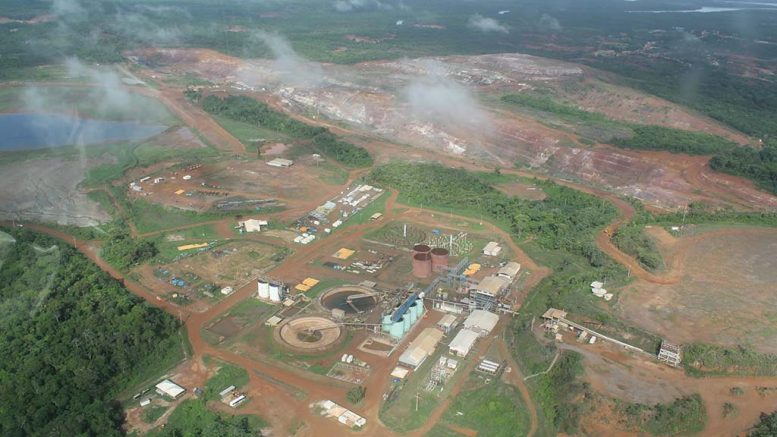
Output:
0 228 181 436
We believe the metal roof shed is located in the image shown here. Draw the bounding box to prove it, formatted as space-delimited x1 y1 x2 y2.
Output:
497 262 521 280
463 310 499 336
449 329 479 357
155 379 186 399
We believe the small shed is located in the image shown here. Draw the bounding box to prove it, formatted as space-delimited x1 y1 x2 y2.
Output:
267 158 293 168
482 241 502 257
437 314 458 334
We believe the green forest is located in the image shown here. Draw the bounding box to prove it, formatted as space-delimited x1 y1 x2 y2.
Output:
147 399 265 436
0 228 182 436
201 95 372 167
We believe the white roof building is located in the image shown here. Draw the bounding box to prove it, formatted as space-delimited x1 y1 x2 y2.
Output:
463 310 499 336
155 379 186 399
267 158 293 168
483 241 502 257
240 219 268 233
398 328 444 369
471 276 508 297
449 329 479 357
496 262 521 281
437 313 458 333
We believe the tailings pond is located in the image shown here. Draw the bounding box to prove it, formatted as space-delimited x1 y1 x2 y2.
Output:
0 113 167 151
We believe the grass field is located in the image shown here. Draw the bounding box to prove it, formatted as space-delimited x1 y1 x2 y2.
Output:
441 376 531 437
214 115 291 152
203 359 249 400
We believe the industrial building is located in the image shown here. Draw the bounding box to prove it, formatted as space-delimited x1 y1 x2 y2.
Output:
449 328 479 357
463 310 499 336
155 379 186 399
658 340 682 367
496 262 521 281
398 328 444 368
239 219 268 233
469 275 508 309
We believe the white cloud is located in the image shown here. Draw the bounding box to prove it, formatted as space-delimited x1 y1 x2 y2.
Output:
467 14 508 34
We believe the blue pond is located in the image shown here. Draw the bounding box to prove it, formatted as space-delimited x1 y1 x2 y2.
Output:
0 113 167 151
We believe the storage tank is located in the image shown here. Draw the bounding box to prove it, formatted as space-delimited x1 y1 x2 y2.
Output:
431 248 449 272
412 253 432 278
389 320 405 339
269 283 281 302
407 303 418 324
412 244 431 256
413 300 424 320
258 280 270 299
403 315 412 332
381 314 393 332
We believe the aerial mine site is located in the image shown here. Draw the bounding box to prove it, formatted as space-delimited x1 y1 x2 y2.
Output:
1 1 777 436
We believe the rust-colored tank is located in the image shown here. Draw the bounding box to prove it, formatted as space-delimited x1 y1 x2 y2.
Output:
412 252 432 278
431 247 449 272
412 244 431 256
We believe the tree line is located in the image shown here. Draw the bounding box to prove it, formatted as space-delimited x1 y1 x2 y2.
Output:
201 94 372 168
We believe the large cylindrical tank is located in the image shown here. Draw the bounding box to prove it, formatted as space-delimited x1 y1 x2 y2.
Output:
407 303 418 324
412 253 432 278
258 280 270 299
382 314 393 332
390 320 405 339
431 247 449 272
414 300 424 320
412 244 431 256
269 284 281 302
403 315 412 332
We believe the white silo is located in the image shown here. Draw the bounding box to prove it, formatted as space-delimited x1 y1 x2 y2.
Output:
269 283 281 302
258 280 270 300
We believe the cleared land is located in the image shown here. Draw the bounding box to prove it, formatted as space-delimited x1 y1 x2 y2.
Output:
618 228 777 353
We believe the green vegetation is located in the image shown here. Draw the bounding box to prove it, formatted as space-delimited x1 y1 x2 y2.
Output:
612 203 664 271
141 405 168 424
204 361 250 401
0 227 182 436
102 225 158 270
650 202 777 228
611 125 737 155
710 140 777 195
502 93 738 154
425 425 467 437
146 399 266 437
617 394 706 436
749 411 777 437
722 402 738 419
347 386 366 404
442 378 530 437
201 95 372 167
683 343 777 377
535 352 589 434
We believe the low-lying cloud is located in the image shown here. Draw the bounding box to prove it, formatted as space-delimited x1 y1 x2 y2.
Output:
252 31 325 88
402 60 489 130
467 14 508 34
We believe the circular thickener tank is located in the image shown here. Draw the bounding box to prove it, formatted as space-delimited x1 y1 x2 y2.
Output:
321 286 378 314
258 280 270 299
431 247 449 272
412 244 432 256
412 253 432 278
390 320 405 339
